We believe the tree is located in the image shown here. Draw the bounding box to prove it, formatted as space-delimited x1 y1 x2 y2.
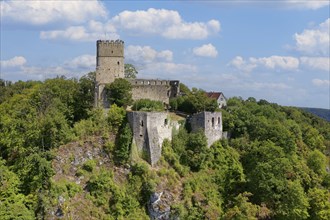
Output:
184 130 208 171
115 123 132 165
74 72 96 121
124 64 138 78
107 104 126 132
106 78 133 107
308 188 330 220
0 159 35 219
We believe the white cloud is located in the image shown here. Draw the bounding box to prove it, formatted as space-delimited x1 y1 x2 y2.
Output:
36 7 219 41
40 21 119 41
294 18 330 56
145 62 197 75
126 45 173 63
229 56 257 72
312 79 330 87
300 57 330 72
65 54 96 69
229 55 299 72
21 66 69 78
193 44 218 58
0 56 26 68
284 0 329 10
0 0 107 25
252 56 300 70
248 82 291 90
111 8 220 39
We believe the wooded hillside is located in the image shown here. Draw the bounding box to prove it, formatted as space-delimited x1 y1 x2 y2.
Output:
0 76 329 219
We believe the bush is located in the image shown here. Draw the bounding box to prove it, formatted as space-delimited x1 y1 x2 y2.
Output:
82 160 96 172
107 104 126 132
132 99 164 112
115 123 132 165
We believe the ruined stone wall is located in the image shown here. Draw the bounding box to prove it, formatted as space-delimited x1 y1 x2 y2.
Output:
128 79 179 104
127 111 175 166
95 40 124 107
190 111 223 147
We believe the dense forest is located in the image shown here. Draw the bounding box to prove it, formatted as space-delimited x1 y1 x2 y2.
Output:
0 74 329 219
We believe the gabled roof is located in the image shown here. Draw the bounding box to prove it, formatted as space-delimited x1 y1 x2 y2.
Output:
206 92 225 100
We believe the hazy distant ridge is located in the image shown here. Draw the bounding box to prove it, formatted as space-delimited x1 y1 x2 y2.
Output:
301 107 330 122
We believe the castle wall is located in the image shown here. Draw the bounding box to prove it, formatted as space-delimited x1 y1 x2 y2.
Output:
128 79 179 104
127 111 174 166
190 111 223 147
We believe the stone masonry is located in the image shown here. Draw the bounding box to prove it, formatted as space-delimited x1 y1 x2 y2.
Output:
189 111 223 147
127 111 178 166
95 40 125 108
95 39 225 166
94 40 180 108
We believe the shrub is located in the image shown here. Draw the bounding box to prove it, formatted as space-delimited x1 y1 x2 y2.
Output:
132 99 164 112
82 160 96 172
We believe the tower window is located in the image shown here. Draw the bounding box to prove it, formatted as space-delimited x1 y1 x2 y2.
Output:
117 61 120 65
212 117 215 127
111 50 113 53
164 119 168 126
218 117 220 125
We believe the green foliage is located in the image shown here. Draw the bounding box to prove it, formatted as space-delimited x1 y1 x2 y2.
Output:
86 167 151 219
162 139 188 176
82 159 97 172
73 108 109 138
0 158 35 219
185 130 208 171
52 178 82 198
170 88 218 113
308 188 330 220
115 123 133 165
181 171 223 219
106 78 133 107
124 63 138 78
107 104 126 132
13 153 54 194
1 75 330 220
73 72 96 121
132 99 164 112
223 192 261 220
307 149 327 176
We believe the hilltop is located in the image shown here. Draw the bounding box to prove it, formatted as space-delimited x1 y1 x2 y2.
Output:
0 76 330 219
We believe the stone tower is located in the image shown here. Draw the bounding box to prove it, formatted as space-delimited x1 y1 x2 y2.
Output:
95 39 125 108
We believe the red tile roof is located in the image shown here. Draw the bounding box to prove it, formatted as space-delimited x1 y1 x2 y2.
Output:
206 92 223 100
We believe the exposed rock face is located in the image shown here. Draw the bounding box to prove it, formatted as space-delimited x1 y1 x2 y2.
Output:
148 191 173 220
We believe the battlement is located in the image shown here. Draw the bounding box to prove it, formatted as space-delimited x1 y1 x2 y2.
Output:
127 79 179 86
97 39 124 57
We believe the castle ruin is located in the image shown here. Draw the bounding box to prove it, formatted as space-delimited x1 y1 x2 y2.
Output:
95 39 225 166
95 40 125 108
127 112 179 166
189 111 223 147
95 40 179 108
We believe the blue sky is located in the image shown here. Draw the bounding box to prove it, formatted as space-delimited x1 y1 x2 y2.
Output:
1 0 329 108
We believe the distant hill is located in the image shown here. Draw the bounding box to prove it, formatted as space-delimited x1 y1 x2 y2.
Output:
301 107 330 121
